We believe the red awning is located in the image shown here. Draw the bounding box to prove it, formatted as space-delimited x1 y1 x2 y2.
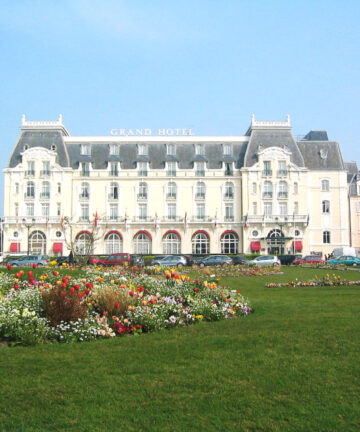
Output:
292 240 303 251
53 242 63 253
250 241 261 251
10 243 20 252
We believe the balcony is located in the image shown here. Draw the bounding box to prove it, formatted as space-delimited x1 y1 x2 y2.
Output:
167 171 176 177
40 192 50 199
278 192 288 199
133 216 153 222
195 193 205 199
166 193 176 200
40 170 51 177
162 216 182 222
79 192 90 200
137 194 147 200
225 216 234 222
25 170 35 177
262 192 273 199
262 170 272 177
195 170 205 177
244 214 309 225
277 170 288 177
81 171 90 177
110 170 119 177
225 169 234 176
138 171 148 177
79 216 90 222
24 193 35 199
192 215 211 222
109 215 119 221
224 193 234 200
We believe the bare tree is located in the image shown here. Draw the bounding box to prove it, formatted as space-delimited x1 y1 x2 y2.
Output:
61 213 101 267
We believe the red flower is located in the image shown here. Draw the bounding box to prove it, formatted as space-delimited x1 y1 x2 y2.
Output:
85 283 93 289
77 291 84 298
7 264 12 270
14 284 19 290
236 290 241 293
193 287 199 292
174 274 180 279
136 324 142 329
15 272 22 278
166 274 171 279
114 302 120 308
74 284 80 290
69 287 75 294
84 289 90 295
28 271 33 277
32 263 37 269
61 291 66 296
129 291 135 297
194 279 199 284
136 286 145 292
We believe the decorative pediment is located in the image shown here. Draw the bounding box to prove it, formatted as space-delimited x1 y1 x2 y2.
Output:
257 146 292 159
21 146 56 160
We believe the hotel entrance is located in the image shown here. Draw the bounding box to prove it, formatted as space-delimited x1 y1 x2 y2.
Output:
266 229 285 255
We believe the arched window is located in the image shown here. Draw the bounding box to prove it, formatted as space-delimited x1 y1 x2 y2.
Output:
221 231 238 254
138 182 148 199
80 182 90 199
167 182 177 199
74 232 93 255
267 229 284 246
29 230 46 255
278 181 288 198
192 231 209 254
224 182 234 199
263 181 273 198
321 179 330 191
163 232 181 254
196 182 206 199
105 232 123 254
134 232 151 254
26 181 35 198
41 181 50 198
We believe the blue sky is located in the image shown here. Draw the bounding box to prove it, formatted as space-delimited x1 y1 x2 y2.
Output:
0 0 359 213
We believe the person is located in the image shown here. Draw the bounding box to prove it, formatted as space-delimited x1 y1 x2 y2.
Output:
68 250 74 264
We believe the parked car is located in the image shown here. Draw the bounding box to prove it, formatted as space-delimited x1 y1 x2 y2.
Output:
247 255 281 267
327 255 360 266
232 256 248 265
56 255 74 265
88 255 108 265
184 255 194 266
97 253 144 267
196 255 233 267
151 255 187 267
293 255 325 265
130 255 145 266
8 255 50 266
278 254 302 265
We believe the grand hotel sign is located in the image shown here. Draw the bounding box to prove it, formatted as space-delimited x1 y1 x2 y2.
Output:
110 128 194 136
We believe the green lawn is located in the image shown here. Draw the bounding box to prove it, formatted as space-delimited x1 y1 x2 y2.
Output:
0 267 360 431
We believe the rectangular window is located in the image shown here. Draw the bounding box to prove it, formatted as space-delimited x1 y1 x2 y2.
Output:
80 205 89 221
195 144 204 155
15 203 19 216
323 231 331 243
109 204 118 220
252 202 257 215
26 161 35 176
279 203 287 216
138 144 148 155
81 162 90 177
278 161 287 176
57 203 61 216
195 162 205 176
225 204 234 221
263 161 272 176
42 203 49 217
138 162 148 177
252 182 257 194
41 161 50 176
196 204 205 220
167 203 176 220
322 200 330 213
294 182 298 194
167 144 176 155
223 144 232 155
15 183 19 194
80 144 91 156
264 203 272 216
294 202 299 215
110 162 119 176
167 162 176 177
224 163 233 176
139 204 147 220
26 203 34 217
109 144 119 155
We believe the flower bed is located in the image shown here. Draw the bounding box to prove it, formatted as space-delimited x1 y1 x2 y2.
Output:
159 265 282 277
266 273 360 288
0 267 252 345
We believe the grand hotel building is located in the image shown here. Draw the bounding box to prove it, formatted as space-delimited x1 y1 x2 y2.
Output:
3 115 357 257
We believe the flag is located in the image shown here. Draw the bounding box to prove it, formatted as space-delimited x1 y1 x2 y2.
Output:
155 212 159 230
244 222 247 228
124 212 128 230
94 211 98 228
60 216 64 230
184 212 188 230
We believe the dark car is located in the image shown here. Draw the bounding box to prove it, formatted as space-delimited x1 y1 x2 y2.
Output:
130 255 145 266
278 254 302 265
232 256 248 265
56 255 73 265
197 255 233 267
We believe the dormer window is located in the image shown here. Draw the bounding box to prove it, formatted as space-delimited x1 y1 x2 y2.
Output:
195 162 205 176
167 144 176 155
223 143 232 155
109 144 120 155
195 144 204 156
80 144 91 156
224 162 233 176
138 144 148 156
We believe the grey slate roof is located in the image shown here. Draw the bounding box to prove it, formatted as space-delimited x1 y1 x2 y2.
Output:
303 130 329 141
243 129 305 168
345 162 359 196
8 130 69 168
297 140 344 170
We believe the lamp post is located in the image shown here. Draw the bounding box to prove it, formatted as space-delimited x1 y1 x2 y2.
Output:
275 217 285 255
22 218 35 255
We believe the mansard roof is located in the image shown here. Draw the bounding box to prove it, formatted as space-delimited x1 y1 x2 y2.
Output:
6 115 348 173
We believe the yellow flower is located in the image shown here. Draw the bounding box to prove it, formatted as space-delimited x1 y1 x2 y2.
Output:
50 260 57 265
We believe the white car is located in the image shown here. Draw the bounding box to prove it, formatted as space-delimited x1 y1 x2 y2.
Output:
248 255 281 267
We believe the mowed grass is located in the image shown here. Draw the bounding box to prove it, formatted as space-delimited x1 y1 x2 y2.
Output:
0 267 360 432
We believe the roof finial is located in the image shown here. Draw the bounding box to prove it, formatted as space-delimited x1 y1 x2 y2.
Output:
21 114 26 125
286 114 290 125
58 114 63 123
251 114 255 124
